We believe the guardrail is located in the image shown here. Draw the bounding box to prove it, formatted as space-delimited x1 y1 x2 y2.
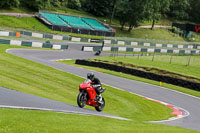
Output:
19 31 200 50
0 38 68 50
0 31 17 36
82 46 200 54
1 30 200 50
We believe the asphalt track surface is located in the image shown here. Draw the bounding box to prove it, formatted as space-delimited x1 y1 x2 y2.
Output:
1 43 200 131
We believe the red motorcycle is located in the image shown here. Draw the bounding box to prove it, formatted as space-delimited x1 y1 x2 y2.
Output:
77 79 105 112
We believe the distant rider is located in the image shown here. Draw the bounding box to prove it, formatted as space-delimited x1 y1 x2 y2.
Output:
87 73 105 102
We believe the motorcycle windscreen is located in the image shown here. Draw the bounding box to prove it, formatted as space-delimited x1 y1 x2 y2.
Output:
84 79 91 83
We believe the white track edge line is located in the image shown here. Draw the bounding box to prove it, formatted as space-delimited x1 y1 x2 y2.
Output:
0 105 130 120
4 50 191 122
48 60 190 123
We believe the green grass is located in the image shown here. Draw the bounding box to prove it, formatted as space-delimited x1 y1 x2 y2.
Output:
115 27 186 41
0 7 35 13
0 15 104 39
92 56 200 79
0 108 198 133
0 36 28 40
0 44 174 121
59 59 200 98
138 18 172 26
0 14 197 42
0 16 52 32
1 7 200 43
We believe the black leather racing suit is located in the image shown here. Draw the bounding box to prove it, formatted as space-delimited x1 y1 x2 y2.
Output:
91 77 102 95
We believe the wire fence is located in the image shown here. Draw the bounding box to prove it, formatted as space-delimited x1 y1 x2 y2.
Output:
104 36 200 45
109 51 200 67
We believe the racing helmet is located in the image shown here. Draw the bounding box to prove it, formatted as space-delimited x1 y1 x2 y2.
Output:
87 73 95 80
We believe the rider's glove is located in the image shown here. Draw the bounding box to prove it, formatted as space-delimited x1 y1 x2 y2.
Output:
92 84 101 88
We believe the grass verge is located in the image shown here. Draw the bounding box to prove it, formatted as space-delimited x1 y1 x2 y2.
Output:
91 56 200 79
0 44 174 121
115 27 186 42
0 108 198 133
59 59 200 98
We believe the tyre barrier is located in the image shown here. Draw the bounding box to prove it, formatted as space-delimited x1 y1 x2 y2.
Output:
0 38 68 50
75 59 200 91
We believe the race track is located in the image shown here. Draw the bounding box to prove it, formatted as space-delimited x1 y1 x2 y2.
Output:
1 43 200 131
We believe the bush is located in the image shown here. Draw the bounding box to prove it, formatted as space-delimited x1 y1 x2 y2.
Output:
171 26 176 33
67 0 81 10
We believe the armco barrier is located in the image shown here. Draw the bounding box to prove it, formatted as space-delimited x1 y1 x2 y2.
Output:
103 40 200 50
0 31 16 36
75 59 200 91
18 31 200 50
0 39 68 50
82 46 200 54
20 31 72 41
2 30 200 50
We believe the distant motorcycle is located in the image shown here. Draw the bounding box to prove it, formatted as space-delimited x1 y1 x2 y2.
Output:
77 79 106 112
95 50 101 56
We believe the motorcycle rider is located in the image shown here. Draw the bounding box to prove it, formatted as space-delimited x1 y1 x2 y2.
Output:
87 73 105 102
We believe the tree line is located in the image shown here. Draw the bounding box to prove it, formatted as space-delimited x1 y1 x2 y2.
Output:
1 0 200 32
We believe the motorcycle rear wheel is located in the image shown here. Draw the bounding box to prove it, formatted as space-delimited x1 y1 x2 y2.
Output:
77 92 87 108
95 97 105 112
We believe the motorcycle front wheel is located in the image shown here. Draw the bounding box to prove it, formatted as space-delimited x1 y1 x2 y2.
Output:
95 97 105 112
77 92 87 108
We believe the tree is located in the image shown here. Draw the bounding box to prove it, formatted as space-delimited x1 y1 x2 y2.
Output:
169 0 190 20
189 0 200 22
127 0 147 32
115 0 147 32
67 0 82 9
84 0 112 16
0 0 20 8
146 0 170 30
109 0 118 25
115 0 129 30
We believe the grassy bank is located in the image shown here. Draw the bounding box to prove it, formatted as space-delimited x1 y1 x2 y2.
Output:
0 44 174 121
0 108 198 133
115 27 186 41
0 15 104 39
0 15 193 42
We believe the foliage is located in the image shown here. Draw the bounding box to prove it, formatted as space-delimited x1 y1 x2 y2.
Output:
0 0 20 8
169 0 190 20
145 0 170 30
83 0 112 16
189 0 200 22
67 0 82 9
115 0 147 32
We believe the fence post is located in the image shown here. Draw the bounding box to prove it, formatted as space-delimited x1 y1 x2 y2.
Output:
187 56 191 66
124 52 126 58
170 55 173 64
152 53 155 62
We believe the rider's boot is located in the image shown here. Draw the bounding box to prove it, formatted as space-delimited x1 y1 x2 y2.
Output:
98 94 103 103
